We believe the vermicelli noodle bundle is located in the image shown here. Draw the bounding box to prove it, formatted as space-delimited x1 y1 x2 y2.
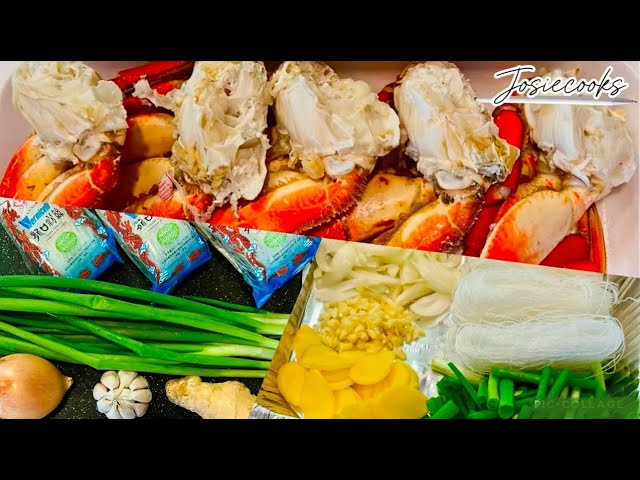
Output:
453 314 625 375
450 262 618 325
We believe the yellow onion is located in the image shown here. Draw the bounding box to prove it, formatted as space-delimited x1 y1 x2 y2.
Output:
0 354 73 419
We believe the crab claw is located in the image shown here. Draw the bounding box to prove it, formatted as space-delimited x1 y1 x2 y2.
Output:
37 144 121 208
106 157 173 211
308 173 436 242
210 167 370 234
378 194 482 252
121 112 176 162
481 184 602 265
0 135 71 200
1 136 120 209
494 173 562 224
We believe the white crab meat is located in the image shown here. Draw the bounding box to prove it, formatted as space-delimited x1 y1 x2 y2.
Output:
270 61 400 179
12 61 128 164
394 61 519 190
523 69 637 197
134 61 272 208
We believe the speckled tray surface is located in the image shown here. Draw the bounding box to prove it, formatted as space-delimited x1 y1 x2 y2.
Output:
0 226 301 419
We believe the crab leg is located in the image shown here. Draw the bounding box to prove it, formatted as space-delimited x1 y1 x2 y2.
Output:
378 194 482 252
122 79 185 116
0 135 71 200
112 61 194 93
309 173 436 242
493 173 563 224
480 184 602 265
210 167 370 234
35 144 121 209
540 205 606 272
462 106 526 256
462 173 562 257
106 157 173 211
121 112 176 162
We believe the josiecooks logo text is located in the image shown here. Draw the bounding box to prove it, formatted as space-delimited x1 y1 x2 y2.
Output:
492 65 630 106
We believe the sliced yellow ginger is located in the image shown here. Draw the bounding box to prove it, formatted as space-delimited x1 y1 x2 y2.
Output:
165 376 255 419
352 383 379 401
337 402 377 419
322 368 351 383
300 369 335 419
371 385 428 419
321 368 354 390
334 387 362 415
327 378 354 391
378 361 412 392
403 362 420 390
337 350 367 367
277 362 306 407
294 325 323 359
300 344 351 370
350 351 395 385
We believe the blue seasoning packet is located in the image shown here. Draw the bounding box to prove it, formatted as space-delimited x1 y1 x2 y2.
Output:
0 199 122 279
198 224 320 308
97 210 212 294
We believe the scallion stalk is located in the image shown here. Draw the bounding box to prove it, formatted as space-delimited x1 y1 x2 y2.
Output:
430 357 483 385
147 342 275 360
0 295 277 348
430 400 459 419
498 379 515 419
0 275 280 328
0 335 267 378
535 366 553 400
476 378 489 406
53 314 270 368
467 410 498 420
547 369 570 399
487 371 500 410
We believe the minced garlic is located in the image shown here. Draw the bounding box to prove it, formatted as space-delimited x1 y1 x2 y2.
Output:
317 294 423 360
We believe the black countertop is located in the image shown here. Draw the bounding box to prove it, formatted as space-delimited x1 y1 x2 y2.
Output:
0 224 301 419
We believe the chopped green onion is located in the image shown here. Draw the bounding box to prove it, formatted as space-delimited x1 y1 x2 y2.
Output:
467 410 498 420
431 357 482 384
536 366 553 400
547 369 570 399
448 362 479 406
592 362 606 392
430 400 459 419
498 379 515 419
487 371 500 411
518 405 534 419
476 378 489 406
427 396 446 416
491 368 541 385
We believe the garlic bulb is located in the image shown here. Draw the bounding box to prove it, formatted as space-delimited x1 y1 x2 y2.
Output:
93 371 152 419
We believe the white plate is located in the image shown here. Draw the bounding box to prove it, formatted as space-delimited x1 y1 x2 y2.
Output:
0 61 638 277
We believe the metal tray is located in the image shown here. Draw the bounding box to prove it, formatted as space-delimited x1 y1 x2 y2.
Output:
252 247 640 419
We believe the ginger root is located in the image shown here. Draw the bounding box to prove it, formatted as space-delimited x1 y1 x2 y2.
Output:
165 376 255 419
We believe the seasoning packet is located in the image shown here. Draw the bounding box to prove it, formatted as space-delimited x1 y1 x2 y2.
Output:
197 224 321 308
0 199 122 279
97 210 212 294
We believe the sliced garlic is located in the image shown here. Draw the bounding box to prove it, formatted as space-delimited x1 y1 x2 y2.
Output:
93 371 152 420
410 292 451 317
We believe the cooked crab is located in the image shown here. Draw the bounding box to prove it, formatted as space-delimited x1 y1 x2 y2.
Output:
1 61 128 208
